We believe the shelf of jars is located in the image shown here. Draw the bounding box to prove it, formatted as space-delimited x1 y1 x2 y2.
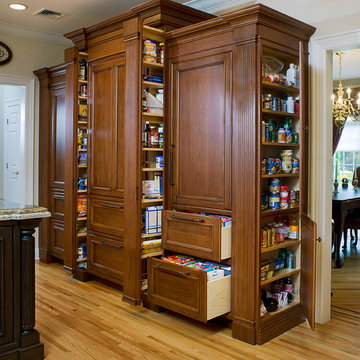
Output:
140 25 165 266
76 51 88 271
259 50 302 321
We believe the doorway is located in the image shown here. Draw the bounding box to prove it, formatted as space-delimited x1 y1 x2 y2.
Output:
1 87 25 203
310 30 360 324
331 49 360 316
0 75 35 205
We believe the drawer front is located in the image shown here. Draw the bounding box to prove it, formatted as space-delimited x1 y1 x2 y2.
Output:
87 233 124 285
162 210 222 261
147 258 207 322
88 198 124 237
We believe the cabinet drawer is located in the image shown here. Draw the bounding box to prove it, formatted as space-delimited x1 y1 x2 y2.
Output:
147 258 231 322
162 210 231 261
87 233 124 285
88 198 124 237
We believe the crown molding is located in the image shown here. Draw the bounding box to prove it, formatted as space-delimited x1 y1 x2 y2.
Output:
182 0 254 14
0 21 72 46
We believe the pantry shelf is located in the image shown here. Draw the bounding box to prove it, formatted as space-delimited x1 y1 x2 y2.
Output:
262 109 299 117
261 268 300 285
143 80 163 88
261 240 300 253
260 300 300 321
262 81 299 93
262 173 299 178
77 232 87 238
143 25 165 42
141 233 162 239
143 60 164 69
142 168 163 172
79 80 88 84
77 257 87 262
77 190 87 193
142 198 163 204
142 147 164 152
77 217 87 221
262 142 299 147
141 250 164 259
261 207 299 216
78 96 87 100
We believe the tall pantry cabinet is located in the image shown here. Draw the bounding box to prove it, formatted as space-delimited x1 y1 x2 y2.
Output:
63 0 214 303
146 4 316 344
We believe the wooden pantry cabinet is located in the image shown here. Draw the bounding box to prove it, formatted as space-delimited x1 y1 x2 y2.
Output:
62 0 213 300
146 4 317 344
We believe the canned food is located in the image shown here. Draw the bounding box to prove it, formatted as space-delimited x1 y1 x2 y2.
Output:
292 158 299 173
269 178 280 194
278 128 286 143
272 97 279 111
270 228 276 246
265 123 270 142
293 132 299 143
261 193 268 210
261 158 267 174
269 194 280 209
285 128 293 143
281 150 293 174
280 198 289 209
261 229 268 247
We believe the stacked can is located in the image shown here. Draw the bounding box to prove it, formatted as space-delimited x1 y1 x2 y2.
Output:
289 190 299 208
268 178 280 209
280 185 290 209
280 150 293 173
292 158 299 173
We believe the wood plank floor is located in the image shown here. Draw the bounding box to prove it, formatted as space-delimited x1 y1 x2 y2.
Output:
331 239 360 314
36 261 360 360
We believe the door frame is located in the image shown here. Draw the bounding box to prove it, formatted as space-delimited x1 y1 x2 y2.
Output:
0 75 35 205
309 30 360 323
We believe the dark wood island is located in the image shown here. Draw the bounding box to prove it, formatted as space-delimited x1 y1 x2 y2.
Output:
0 201 50 360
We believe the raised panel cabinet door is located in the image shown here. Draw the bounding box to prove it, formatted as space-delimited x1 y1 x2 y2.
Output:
169 52 232 210
300 213 317 330
50 219 64 259
0 227 17 349
88 56 125 198
50 87 66 189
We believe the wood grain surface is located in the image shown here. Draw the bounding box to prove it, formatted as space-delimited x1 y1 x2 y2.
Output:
36 260 360 360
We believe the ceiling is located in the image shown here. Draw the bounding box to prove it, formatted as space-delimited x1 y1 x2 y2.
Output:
333 49 360 81
1 0 360 46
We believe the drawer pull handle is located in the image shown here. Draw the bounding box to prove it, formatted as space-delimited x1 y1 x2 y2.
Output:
100 241 122 249
170 215 205 223
99 203 124 209
155 264 190 278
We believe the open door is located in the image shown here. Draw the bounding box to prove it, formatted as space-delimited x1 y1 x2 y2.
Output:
301 213 317 330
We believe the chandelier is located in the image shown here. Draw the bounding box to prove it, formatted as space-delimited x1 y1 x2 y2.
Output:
332 52 360 128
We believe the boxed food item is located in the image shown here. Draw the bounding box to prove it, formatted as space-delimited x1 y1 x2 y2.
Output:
144 206 162 234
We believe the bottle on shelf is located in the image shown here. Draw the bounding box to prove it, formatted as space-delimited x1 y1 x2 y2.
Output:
143 121 151 147
79 58 87 81
150 126 159 148
158 126 163 148
288 217 299 239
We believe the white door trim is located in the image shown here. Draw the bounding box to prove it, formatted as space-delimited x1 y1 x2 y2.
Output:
0 75 35 205
309 29 360 323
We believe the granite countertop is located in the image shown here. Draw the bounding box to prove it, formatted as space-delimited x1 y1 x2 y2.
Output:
0 200 51 221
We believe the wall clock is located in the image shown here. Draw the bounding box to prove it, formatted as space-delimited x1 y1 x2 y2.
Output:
0 41 12 65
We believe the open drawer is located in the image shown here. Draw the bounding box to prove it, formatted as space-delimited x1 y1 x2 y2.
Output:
162 210 231 261
147 257 231 322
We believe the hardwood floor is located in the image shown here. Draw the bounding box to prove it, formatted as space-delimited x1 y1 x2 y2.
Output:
36 262 360 360
331 238 360 314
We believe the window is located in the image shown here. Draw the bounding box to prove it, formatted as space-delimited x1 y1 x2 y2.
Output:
333 119 360 181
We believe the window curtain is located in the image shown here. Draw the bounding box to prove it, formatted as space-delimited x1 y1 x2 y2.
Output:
333 121 343 155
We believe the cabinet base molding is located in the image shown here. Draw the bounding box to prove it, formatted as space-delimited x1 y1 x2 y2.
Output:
122 294 140 306
231 316 257 345
257 304 305 344
73 268 92 282
39 249 53 263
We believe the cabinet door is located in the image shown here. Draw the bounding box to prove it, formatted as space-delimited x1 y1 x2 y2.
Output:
169 52 232 210
300 213 316 330
88 56 125 199
0 227 18 350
